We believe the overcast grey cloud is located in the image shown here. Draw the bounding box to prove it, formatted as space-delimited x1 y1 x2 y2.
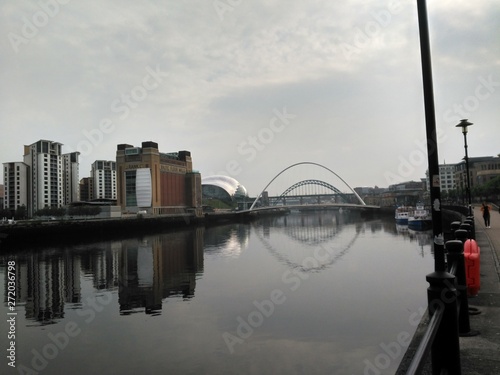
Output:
1 0 499 196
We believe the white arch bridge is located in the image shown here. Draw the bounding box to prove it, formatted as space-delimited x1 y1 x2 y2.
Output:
244 162 380 214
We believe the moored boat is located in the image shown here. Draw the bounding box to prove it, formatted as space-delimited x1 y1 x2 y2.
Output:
395 206 410 225
408 204 432 230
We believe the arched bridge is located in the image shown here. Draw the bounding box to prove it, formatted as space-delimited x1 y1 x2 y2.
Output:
270 179 352 206
247 162 379 213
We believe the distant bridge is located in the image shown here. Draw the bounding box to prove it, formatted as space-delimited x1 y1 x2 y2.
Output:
248 162 379 213
249 203 380 213
269 179 352 205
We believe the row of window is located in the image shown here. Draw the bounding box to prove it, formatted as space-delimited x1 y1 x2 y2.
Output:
125 170 137 206
480 164 500 170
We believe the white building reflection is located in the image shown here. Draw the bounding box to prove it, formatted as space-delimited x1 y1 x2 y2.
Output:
3 227 205 323
203 224 250 258
8 251 81 325
117 227 204 315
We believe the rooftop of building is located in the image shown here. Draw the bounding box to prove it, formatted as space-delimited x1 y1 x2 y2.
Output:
202 175 248 199
117 142 191 161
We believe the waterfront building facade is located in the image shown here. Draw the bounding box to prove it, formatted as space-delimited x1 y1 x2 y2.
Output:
383 180 426 206
23 140 65 214
439 163 456 192
2 162 29 213
474 155 500 186
425 163 457 193
455 155 500 198
116 142 202 215
63 152 80 205
201 175 249 209
79 177 93 202
91 160 117 200
1 140 80 216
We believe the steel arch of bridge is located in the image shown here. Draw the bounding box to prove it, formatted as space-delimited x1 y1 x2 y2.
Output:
249 161 366 210
271 179 351 204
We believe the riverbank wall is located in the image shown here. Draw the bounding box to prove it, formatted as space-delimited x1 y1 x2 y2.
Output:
0 206 464 251
0 209 289 250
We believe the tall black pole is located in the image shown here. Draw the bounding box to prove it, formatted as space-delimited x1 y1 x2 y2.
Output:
463 132 472 215
417 4 462 373
416 0 445 272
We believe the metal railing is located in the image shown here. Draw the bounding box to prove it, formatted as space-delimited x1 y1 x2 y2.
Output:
406 305 444 375
404 220 477 375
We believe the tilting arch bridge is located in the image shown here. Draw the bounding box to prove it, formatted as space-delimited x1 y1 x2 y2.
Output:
270 179 352 205
249 162 366 211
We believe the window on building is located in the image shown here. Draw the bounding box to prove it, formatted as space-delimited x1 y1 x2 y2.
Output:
125 170 137 206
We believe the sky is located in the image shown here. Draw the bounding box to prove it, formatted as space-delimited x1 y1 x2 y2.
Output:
1 0 499 196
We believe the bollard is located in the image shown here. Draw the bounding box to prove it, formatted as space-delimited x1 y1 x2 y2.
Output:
455 229 468 243
464 217 475 240
450 221 461 233
446 240 478 336
449 221 462 243
426 271 461 374
459 223 472 239
463 219 473 228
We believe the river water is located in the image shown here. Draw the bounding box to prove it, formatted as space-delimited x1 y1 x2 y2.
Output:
1 211 434 375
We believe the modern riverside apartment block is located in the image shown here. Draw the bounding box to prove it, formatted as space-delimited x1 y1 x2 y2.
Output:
91 160 117 200
23 140 65 215
2 161 29 213
2 140 81 216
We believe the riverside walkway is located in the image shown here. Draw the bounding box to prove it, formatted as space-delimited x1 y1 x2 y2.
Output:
397 207 500 374
459 207 500 373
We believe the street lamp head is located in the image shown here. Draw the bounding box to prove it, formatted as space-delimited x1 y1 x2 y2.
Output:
456 119 473 134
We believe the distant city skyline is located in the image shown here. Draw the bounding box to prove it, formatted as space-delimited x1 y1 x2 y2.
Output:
1 1 499 195
1 136 499 197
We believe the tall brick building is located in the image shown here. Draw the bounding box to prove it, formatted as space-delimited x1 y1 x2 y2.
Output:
116 142 202 215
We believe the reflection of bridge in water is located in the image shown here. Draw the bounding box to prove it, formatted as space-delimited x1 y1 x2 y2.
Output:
245 162 380 214
280 212 342 245
253 211 364 273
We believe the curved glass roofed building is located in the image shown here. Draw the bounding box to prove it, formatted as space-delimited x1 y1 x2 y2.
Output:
202 175 248 204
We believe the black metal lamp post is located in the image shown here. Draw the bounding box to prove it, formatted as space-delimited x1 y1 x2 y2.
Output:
416 2 462 373
456 119 473 216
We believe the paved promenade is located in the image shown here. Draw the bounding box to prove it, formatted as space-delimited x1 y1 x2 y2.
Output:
397 207 500 374
459 207 500 374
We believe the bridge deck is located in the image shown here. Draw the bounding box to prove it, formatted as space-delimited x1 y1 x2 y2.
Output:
245 203 380 213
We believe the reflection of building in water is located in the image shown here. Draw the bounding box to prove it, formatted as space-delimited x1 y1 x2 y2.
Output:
118 227 204 315
80 242 121 291
10 251 81 325
408 229 433 257
203 224 250 258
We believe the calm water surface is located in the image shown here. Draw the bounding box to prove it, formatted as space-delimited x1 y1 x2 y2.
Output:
1 212 434 375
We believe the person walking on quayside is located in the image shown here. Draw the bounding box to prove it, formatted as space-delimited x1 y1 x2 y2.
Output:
481 202 491 228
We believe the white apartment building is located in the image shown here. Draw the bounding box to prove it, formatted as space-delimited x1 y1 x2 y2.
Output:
91 160 116 200
2 140 81 217
439 163 456 192
23 140 64 215
426 163 456 193
2 162 29 212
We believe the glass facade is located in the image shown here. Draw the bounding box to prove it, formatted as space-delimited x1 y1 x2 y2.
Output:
125 170 137 207
202 175 248 203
